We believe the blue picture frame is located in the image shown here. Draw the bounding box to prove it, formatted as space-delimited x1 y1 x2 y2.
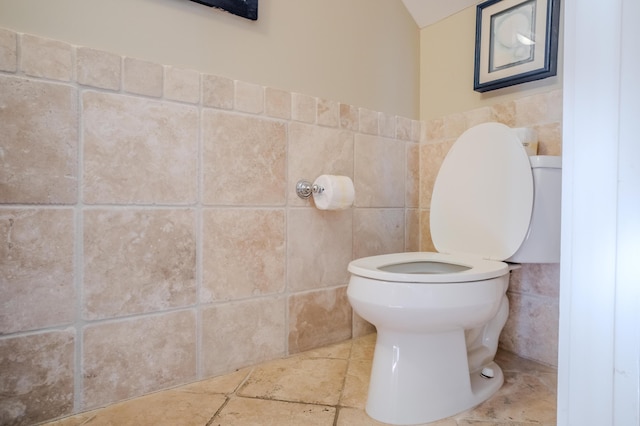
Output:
474 0 560 92
190 0 258 21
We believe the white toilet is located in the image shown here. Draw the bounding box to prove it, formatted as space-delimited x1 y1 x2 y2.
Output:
347 122 562 425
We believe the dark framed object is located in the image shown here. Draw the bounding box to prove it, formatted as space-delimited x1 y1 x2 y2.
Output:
474 0 560 92
190 0 258 20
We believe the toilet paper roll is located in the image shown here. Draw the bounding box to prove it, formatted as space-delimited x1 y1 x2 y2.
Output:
312 175 355 210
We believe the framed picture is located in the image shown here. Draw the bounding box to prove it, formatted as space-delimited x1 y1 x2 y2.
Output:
473 0 560 92
190 0 258 21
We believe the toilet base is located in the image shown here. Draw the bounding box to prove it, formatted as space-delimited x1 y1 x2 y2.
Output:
365 329 504 425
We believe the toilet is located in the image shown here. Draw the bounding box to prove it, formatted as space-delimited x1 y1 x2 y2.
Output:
347 122 562 425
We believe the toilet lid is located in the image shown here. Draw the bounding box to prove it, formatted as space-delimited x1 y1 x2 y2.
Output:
430 123 534 261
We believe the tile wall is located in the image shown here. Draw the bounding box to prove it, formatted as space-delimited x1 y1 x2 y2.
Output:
0 27 420 424
420 90 563 367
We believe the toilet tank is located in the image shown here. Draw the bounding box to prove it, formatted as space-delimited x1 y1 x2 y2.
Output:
506 155 562 263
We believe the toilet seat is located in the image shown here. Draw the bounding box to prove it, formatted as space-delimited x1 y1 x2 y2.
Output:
348 252 508 283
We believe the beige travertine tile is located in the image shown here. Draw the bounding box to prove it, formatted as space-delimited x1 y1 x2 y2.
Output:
82 91 198 204
46 390 227 426
350 333 376 359
514 91 563 127
379 112 396 138
337 407 457 426
177 367 251 395
464 106 493 128
491 100 517 126
406 142 420 208
495 349 557 375
201 298 286 376
164 66 200 104
202 208 285 302
265 87 291 119
0 209 75 333
214 397 335 426
340 103 359 131
239 355 348 405
202 110 287 205
458 372 557 424
203 74 234 109
297 339 352 360
77 47 121 90
500 293 559 367
287 208 352 292
352 313 376 338
123 57 163 97
426 117 445 142
411 119 422 142
82 310 196 408
419 139 453 209
0 28 17 72
0 330 75 425
535 121 563 156
0 75 78 204
83 209 196 320
288 287 352 353
419 209 435 251
317 98 339 127
287 122 354 206
339 358 372 409
443 112 466 139
405 208 420 251
353 208 405 259
292 92 316 123
20 34 72 81
235 80 264 114
509 263 560 298
359 107 379 135
354 134 406 208
396 116 412 141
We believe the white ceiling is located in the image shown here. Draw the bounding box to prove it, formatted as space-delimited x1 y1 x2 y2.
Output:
402 0 480 28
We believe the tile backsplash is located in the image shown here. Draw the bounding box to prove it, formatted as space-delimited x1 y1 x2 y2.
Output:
0 27 419 424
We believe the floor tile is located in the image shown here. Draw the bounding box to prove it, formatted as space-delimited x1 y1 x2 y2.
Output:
212 396 335 426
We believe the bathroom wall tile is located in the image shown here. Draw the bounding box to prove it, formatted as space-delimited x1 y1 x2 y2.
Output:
265 87 291 119
0 209 75 333
288 286 352 353
164 66 200 104
379 112 396 138
287 122 354 206
20 34 72 81
419 139 453 209
0 28 17 72
406 142 420 208
76 47 121 91
352 313 375 339
0 75 78 204
405 208 420 252
353 208 405 259
419 209 436 252
123 57 163 97
83 91 198 204
0 329 75 425
443 112 466 139
509 263 560 298
317 98 339 127
411 119 422 142
354 134 405 208
500 293 559 367
202 74 234 109
535 122 563 156
235 80 264 114
292 92 317 123
83 209 196 320
491 100 516 126
514 91 563 127
396 116 412 141
214 397 335 426
340 103 359 131
202 208 285 302
287 208 352 292
464 106 492 128
83 310 196 408
426 117 445 142
201 298 286 376
359 107 379 135
202 110 287 205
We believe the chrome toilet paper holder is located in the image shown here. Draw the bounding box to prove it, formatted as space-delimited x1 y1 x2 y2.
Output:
296 179 325 199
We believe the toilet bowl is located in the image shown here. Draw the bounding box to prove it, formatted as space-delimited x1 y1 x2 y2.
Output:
347 122 562 425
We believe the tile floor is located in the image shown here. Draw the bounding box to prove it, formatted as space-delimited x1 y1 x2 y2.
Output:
41 333 557 426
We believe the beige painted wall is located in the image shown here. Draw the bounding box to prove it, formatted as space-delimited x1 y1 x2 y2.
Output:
420 5 563 121
0 0 419 118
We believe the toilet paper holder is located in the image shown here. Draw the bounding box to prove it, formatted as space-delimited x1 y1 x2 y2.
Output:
296 179 325 199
